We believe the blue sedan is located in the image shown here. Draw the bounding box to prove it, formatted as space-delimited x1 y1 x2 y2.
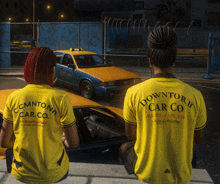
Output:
54 48 141 99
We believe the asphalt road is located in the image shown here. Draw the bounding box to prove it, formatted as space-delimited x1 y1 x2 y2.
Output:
0 76 219 183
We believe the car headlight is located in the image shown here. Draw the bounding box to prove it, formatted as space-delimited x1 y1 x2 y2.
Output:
99 81 117 86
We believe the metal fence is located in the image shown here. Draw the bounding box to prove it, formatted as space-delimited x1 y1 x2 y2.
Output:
203 33 220 79
0 20 218 74
0 21 103 68
103 19 209 73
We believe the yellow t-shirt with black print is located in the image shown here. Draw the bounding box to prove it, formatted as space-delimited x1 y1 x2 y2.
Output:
3 84 76 184
123 73 207 184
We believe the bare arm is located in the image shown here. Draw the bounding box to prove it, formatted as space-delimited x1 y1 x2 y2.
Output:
194 129 204 146
62 123 79 149
0 120 15 148
125 121 137 141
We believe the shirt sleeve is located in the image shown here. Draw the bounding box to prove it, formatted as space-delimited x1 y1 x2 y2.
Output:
60 94 76 128
195 93 207 130
123 88 137 125
3 94 13 123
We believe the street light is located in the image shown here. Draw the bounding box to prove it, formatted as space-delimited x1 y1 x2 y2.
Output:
58 14 64 22
8 18 12 21
33 0 35 40
26 18 29 22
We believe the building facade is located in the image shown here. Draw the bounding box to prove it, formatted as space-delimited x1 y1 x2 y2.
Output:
0 0 75 22
0 0 220 27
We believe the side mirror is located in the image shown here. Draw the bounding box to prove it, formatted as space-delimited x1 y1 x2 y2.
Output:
67 64 75 69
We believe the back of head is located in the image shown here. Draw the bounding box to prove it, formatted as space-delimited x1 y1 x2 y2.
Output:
24 47 56 86
147 25 178 69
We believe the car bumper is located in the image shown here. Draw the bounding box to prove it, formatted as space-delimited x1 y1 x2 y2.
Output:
95 85 131 97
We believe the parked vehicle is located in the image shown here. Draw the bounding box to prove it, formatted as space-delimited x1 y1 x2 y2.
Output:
10 41 21 48
0 89 128 162
54 48 141 99
20 41 31 48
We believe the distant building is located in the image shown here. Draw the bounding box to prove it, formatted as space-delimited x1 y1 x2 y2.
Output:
132 0 220 27
0 0 75 22
0 0 220 27
75 0 135 22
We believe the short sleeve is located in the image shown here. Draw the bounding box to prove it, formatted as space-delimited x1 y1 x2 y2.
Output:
60 94 76 128
3 94 13 123
123 88 137 125
195 93 207 130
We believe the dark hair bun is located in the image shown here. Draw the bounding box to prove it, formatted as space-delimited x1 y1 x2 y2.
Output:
147 25 178 69
148 26 178 50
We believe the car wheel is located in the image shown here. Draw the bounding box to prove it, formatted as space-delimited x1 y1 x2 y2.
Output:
80 80 95 99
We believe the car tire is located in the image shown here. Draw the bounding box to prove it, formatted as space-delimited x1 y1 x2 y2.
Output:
80 80 95 99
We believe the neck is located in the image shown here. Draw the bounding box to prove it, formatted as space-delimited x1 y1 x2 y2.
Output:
152 66 173 75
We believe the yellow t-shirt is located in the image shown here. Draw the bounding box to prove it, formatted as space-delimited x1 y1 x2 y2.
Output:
123 74 207 184
3 84 76 184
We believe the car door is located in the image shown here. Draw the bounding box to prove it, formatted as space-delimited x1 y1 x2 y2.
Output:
58 53 75 85
54 52 64 81
65 107 128 163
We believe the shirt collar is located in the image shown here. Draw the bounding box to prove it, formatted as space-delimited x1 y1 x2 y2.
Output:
26 84 53 89
152 73 176 79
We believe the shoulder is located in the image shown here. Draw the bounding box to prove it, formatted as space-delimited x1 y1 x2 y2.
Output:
7 88 25 99
127 79 155 95
49 88 72 104
178 80 203 96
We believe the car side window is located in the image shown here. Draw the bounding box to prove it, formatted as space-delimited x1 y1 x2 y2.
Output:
54 52 63 64
62 54 74 66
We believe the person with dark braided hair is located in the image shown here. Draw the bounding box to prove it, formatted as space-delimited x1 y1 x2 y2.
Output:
119 26 207 184
0 47 79 184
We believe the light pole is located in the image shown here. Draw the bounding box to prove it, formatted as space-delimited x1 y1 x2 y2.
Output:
33 0 35 40
58 14 64 22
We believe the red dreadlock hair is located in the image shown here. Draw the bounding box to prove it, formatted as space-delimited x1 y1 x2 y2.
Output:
24 47 56 86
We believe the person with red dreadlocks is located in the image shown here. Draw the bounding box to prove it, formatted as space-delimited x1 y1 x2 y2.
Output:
0 47 79 184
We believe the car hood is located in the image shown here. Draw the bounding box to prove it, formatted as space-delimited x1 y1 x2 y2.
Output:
79 66 140 82
0 89 123 118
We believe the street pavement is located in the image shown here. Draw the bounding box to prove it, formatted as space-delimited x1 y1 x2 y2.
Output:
1 66 220 82
0 67 217 183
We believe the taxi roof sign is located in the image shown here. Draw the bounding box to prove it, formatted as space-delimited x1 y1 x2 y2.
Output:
69 48 83 51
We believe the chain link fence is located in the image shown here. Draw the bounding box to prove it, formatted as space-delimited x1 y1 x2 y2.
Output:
1 20 220 74
103 19 216 73
0 21 103 68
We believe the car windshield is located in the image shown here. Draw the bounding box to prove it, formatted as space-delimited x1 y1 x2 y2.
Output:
74 55 112 68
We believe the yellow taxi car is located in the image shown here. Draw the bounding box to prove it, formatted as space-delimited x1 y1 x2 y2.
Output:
54 48 141 99
20 41 31 48
10 41 21 48
0 89 127 162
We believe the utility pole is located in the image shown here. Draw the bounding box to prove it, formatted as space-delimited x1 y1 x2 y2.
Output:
33 0 35 40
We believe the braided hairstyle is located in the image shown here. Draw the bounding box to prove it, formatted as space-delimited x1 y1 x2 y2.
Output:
24 47 56 86
147 25 178 69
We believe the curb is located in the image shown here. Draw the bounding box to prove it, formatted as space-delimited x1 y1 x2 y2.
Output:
140 77 220 83
0 73 24 76
1 73 220 83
